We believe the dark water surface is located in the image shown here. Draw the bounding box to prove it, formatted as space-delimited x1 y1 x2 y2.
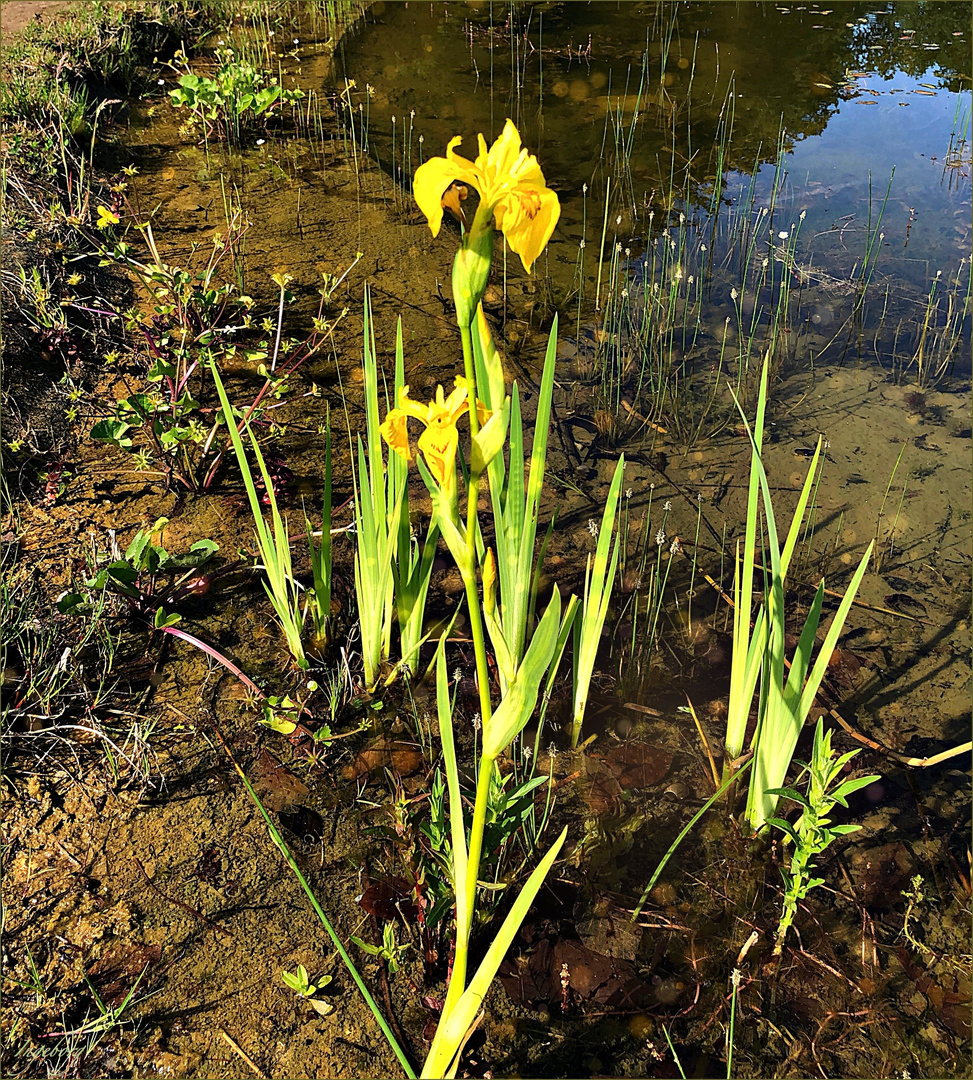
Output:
333 1 971 371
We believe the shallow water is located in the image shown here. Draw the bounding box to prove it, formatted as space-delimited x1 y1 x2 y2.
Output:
334 0 971 320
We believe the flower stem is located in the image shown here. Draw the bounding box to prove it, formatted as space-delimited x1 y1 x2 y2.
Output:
458 318 493 725
463 752 496 932
436 751 495 1047
460 321 479 435
461 556 494 727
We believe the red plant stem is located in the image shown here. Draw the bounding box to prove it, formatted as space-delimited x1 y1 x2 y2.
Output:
160 626 263 697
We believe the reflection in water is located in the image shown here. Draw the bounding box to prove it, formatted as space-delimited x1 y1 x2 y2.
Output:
334 1 970 380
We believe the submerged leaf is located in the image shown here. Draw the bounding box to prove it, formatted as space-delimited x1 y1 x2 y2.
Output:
605 743 674 789
253 748 309 811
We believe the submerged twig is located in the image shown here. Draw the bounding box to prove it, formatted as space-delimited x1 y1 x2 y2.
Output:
219 1030 266 1079
133 857 233 938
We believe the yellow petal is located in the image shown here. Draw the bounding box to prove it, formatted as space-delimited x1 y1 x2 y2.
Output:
396 385 432 422
417 120 560 270
412 137 480 238
442 376 471 422
96 206 120 229
470 403 506 475
494 186 560 272
418 422 459 487
380 409 413 463
483 119 525 187
475 398 492 427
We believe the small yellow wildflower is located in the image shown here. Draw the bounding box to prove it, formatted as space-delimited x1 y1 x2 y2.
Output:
96 206 120 229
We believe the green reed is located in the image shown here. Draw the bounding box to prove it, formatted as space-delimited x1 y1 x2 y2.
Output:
349 287 404 690
305 410 333 650
910 261 972 386
723 357 873 831
210 361 307 669
570 457 625 747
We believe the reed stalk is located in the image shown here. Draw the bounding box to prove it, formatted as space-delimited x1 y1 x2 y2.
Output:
210 361 306 669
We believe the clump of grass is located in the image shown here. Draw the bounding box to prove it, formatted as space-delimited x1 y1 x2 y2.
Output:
0 565 158 790
211 360 308 670
724 357 873 831
570 456 625 747
0 3 225 461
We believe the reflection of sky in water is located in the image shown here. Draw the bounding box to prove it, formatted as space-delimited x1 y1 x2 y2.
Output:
746 68 971 286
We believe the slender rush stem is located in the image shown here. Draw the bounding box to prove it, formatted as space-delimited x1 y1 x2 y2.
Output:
215 726 416 1079
270 281 286 373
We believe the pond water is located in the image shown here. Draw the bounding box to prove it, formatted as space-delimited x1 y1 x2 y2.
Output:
334 0 971 363
8 3 970 1079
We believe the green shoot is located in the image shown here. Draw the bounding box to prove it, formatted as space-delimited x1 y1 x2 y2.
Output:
351 288 404 689
305 409 333 649
570 455 625 748
766 719 879 955
281 964 332 999
210 360 307 669
725 357 872 831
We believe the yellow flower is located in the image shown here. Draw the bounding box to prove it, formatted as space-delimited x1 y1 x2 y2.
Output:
96 206 120 230
413 119 560 272
380 377 489 488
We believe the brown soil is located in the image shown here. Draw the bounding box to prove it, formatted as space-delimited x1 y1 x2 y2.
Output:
0 1 72 43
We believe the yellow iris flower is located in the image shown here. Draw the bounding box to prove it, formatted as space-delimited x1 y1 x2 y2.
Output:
413 119 560 273
380 377 489 488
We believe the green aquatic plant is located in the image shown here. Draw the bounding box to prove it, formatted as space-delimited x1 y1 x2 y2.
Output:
167 45 304 144
305 411 334 651
613 491 675 699
724 357 873 831
57 517 218 632
55 517 262 701
767 719 879 956
365 120 582 1078
570 455 625 748
351 923 410 975
86 217 337 492
910 262 972 387
210 360 307 670
281 964 319 998
350 289 405 690
471 306 569 696
281 964 333 1003
423 638 567 1079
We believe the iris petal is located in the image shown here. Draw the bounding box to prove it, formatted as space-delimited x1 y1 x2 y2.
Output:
413 120 560 272
380 409 413 463
412 137 481 238
418 423 459 488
